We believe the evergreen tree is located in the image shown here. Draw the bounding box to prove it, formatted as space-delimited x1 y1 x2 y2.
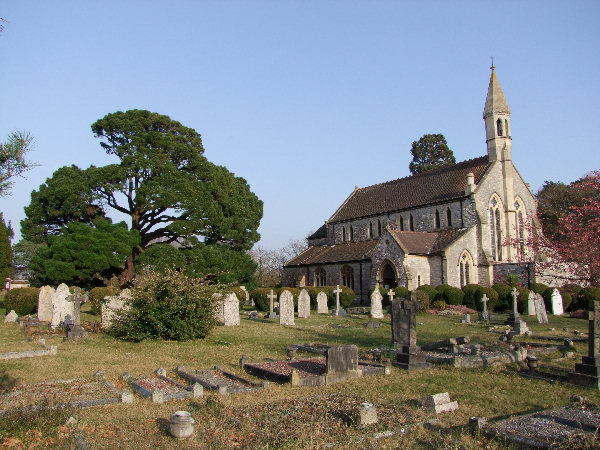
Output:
0 214 12 280
409 134 456 175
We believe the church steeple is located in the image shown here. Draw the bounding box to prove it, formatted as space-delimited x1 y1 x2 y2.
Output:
483 64 512 161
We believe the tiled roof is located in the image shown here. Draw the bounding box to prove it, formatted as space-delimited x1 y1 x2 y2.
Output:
328 156 491 223
284 240 378 267
308 224 328 240
484 68 511 117
390 228 470 255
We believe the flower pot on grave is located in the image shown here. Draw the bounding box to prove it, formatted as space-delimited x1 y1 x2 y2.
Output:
169 411 195 439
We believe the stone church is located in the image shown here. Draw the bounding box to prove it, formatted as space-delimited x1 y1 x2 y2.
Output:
283 68 538 303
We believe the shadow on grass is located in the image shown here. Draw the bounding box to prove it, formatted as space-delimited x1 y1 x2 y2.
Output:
0 369 18 390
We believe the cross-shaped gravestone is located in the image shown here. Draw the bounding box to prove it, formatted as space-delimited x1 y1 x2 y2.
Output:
65 288 87 339
388 290 395 304
481 294 489 321
512 288 519 315
267 289 278 319
333 285 345 316
569 300 600 389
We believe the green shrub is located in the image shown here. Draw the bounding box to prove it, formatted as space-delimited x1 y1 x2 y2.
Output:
431 300 446 310
559 288 573 312
579 287 600 310
3 288 40 316
562 283 584 298
478 286 499 311
392 286 410 300
493 283 512 311
249 287 275 312
89 286 120 315
435 284 464 305
305 287 325 309
462 284 481 309
515 286 530 314
413 289 430 311
111 270 217 341
529 283 550 294
417 285 438 302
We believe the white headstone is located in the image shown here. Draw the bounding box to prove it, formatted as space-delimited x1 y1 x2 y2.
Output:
37 286 54 322
370 289 384 319
51 283 73 328
527 291 536 316
279 290 295 326
222 293 240 326
4 310 18 322
551 288 564 315
297 289 310 318
316 291 328 314
212 293 224 324
101 289 131 328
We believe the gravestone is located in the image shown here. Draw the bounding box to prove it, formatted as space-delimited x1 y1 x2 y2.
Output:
505 288 529 334
279 290 295 326
297 289 310 319
240 286 250 306
325 344 360 383
551 288 564 315
37 286 54 322
101 289 132 329
461 314 471 324
534 293 549 324
222 293 240 326
51 284 73 328
569 300 600 389
332 285 346 316
212 293 224 324
479 294 490 322
65 288 87 339
316 291 328 314
267 289 278 319
370 288 384 319
527 291 536 316
391 294 429 370
421 392 459 414
4 310 18 323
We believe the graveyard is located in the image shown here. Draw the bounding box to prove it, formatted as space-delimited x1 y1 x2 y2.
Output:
2 290 600 449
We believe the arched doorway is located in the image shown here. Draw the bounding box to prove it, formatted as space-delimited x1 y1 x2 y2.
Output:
379 261 398 290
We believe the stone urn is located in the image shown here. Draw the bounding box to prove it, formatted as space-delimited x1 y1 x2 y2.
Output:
169 411 195 439
526 356 539 373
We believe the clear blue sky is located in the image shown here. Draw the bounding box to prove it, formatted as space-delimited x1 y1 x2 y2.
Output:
1 1 599 250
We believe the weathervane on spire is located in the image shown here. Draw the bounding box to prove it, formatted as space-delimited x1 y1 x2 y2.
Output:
490 56 495 71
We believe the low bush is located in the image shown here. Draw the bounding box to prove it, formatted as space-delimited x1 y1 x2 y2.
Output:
3 288 40 316
305 286 326 309
493 283 512 311
417 285 438 302
249 287 274 312
515 286 530 314
559 288 573 312
111 270 217 341
431 300 446 310
435 284 464 305
89 286 120 315
413 289 430 311
462 284 480 309
578 287 600 310
529 283 550 295
392 286 410 301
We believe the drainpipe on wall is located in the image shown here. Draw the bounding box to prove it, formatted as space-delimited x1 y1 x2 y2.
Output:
359 261 364 305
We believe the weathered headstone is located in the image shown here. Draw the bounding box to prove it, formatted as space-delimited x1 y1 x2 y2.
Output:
479 294 490 322
551 288 564 315
534 293 548 324
316 291 328 314
51 283 73 328
332 285 346 316
267 289 278 319
212 293 224 324
569 301 600 389
279 290 295 326
527 291 536 316
101 289 131 329
461 314 471 324
37 286 54 322
222 293 240 326
65 288 87 339
325 344 360 383
391 294 429 370
505 288 529 334
421 392 459 414
4 310 18 323
370 288 384 319
240 286 250 306
297 289 310 319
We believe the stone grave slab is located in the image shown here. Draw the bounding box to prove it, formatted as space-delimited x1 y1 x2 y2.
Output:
0 374 129 416
37 286 54 322
177 365 268 395
122 370 200 403
316 291 328 314
485 405 600 448
421 392 459 414
297 289 310 319
279 290 295 325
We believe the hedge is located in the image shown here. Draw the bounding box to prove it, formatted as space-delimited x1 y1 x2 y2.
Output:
493 283 513 311
461 284 480 309
529 283 550 295
4 287 40 317
249 287 275 312
413 289 430 311
392 286 410 301
417 285 438 303
435 284 464 306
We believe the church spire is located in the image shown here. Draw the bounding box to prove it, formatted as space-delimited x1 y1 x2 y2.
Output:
484 64 512 161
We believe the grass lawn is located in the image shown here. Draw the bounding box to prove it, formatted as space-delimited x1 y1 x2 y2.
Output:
0 308 598 449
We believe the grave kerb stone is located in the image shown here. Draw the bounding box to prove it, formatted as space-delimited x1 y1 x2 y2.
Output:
421 392 459 414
